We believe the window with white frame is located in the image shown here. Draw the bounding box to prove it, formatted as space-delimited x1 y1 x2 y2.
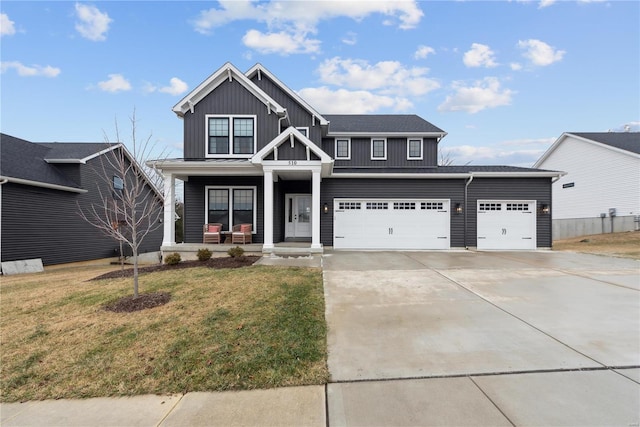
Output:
206 115 255 157
206 187 256 231
335 138 350 159
407 139 423 160
371 138 386 160
296 127 309 137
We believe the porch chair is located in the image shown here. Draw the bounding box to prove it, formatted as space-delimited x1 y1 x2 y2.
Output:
231 224 252 244
203 223 223 244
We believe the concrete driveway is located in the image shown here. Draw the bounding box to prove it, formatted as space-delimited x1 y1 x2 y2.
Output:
323 250 640 426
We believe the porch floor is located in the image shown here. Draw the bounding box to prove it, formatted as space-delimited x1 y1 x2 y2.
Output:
161 241 322 261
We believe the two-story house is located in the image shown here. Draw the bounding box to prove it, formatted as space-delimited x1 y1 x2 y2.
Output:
153 62 562 255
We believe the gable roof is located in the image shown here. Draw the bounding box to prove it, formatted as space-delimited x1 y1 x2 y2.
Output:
245 64 329 126
38 143 119 163
569 132 640 154
173 62 286 117
534 131 640 167
324 114 446 136
0 134 87 192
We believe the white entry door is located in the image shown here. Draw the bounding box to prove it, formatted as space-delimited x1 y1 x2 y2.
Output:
333 199 450 250
285 194 312 238
477 200 536 250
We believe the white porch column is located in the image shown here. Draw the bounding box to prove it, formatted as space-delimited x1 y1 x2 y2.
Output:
263 170 274 250
162 172 176 246
311 169 322 250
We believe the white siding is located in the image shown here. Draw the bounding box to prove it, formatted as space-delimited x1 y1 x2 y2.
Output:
538 136 640 219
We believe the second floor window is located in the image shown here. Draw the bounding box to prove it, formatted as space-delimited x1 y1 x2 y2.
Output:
336 139 350 159
371 138 387 160
408 139 422 159
207 116 255 156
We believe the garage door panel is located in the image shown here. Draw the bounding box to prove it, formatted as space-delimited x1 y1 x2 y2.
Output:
334 199 450 250
477 201 536 250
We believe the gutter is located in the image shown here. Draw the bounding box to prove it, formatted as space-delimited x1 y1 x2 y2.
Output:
0 176 87 193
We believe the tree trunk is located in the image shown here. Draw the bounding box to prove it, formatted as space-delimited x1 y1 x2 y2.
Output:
133 251 139 299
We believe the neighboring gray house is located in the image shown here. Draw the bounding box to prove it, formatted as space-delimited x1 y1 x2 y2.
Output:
0 134 164 268
154 62 562 254
534 132 640 239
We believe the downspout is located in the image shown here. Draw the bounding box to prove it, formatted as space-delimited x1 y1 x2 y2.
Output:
464 175 473 249
277 109 289 132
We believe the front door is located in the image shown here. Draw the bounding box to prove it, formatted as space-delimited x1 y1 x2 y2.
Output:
285 194 312 239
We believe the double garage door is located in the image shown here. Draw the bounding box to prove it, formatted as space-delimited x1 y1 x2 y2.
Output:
333 198 537 250
334 199 450 250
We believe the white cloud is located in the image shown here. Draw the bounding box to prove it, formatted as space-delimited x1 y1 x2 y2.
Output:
414 45 435 59
538 0 556 8
438 77 514 114
297 86 412 114
75 3 112 41
518 39 565 66
510 62 523 71
341 31 357 46
97 74 131 92
242 29 320 55
317 57 440 96
192 0 422 54
463 43 498 68
1 13 16 36
1 61 60 77
159 77 188 95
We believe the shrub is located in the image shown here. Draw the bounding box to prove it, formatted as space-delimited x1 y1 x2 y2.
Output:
164 253 181 265
227 246 245 258
197 248 213 261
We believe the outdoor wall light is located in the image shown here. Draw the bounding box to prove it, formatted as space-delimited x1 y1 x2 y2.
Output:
455 203 463 214
540 204 550 214
323 203 329 214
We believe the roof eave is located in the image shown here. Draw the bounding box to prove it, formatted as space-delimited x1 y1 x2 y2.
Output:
327 131 447 138
0 175 87 193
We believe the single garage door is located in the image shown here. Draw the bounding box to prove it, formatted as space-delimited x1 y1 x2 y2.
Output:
334 199 450 250
477 200 536 250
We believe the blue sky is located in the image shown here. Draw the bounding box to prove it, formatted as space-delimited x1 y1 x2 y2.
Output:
1 0 638 166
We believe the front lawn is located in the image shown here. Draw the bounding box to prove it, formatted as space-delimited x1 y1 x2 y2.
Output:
0 264 328 402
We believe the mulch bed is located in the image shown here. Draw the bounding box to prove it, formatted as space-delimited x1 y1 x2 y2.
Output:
104 292 172 313
91 255 260 281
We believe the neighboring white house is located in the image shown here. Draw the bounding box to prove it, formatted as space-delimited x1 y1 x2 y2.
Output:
534 132 640 239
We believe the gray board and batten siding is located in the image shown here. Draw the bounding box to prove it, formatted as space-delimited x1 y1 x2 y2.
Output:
182 78 280 160
1 153 163 265
322 137 438 168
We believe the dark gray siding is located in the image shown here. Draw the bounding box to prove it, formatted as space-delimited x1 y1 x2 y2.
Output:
183 79 280 159
467 178 552 247
276 140 317 161
250 74 323 143
183 176 264 244
322 137 438 168
1 152 163 265
320 178 466 247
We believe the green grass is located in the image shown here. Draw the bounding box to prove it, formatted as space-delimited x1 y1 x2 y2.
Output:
0 265 328 402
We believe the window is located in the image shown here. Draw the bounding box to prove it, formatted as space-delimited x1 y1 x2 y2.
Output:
113 175 124 191
335 138 350 159
296 127 309 137
338 202 361 210
366 202 388 210
479 203 502 211
421 202 443 210
393 202 416 210
507 203 529 211
407 139 423 160
206 115 255 157
206 187 256 231
371 138 386 160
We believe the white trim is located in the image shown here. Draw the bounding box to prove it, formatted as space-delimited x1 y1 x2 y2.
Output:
407 138 423 160
335 138 351 160
204 185 258 233
245 64 329 126
0 175 88 193
370 138 387 160
45 159 86 164
173 62 285 117
252 127 333 170
330 171 564 179
295 127 309 137
328 131 447 138
80 144 121 163
534 132 640 167
205 114 257 159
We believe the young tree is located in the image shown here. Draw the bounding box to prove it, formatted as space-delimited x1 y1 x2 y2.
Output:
78 111 164 298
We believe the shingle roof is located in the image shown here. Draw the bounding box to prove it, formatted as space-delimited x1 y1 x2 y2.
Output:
38 142 114 160
324 114 445 134
571 132 640 154
0 134 83 189
333 165 558 174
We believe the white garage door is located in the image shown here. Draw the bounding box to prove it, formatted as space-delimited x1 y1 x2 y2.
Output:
477 200 536 250
334 199 450 250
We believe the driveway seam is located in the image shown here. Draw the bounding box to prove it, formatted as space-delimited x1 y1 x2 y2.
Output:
468 376 516 427
156 394 184 427
431 268 610 369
